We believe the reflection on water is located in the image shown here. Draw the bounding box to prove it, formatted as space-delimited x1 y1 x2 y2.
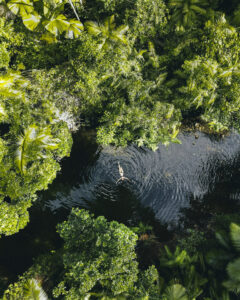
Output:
82 184 170 240
42 129 240 225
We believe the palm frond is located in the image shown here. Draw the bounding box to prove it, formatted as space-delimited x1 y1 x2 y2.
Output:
163 284 188 300
85 15 128 49
230 223 240 252
15 125 59 174
23 278 48 300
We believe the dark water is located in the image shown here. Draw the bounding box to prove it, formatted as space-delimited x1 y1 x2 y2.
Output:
1 129 240 289
42 129 240 224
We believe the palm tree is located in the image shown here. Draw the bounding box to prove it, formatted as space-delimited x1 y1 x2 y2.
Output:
15 125 59 174
23 278 48 300
169 0 209 28
0 71 29 98
85 15 128 50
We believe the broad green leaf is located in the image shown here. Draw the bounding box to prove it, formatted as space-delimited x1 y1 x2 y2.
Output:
85 21 102 36
43 14 69 36
22 11 41 30
7 0 34 15
65 19 83 38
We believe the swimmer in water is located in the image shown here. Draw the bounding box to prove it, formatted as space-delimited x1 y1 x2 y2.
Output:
116 161 130 184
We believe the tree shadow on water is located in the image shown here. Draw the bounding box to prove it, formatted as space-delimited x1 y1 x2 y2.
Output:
81 182 173 269
178 154 240 231
179 190 240 233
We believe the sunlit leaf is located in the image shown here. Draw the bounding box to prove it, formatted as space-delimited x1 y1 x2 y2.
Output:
7 0 34 16
85 15 128 49
22 11 41 30
84 21 102 36
65 19 83 38
43 14 69 36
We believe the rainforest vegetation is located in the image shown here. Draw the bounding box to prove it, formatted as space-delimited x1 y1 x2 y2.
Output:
1 0 240 298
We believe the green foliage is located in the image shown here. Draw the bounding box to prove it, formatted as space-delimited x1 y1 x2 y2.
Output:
0 67 72 236
163 284 188 300
14 125 59 174
2 213 192 300
125 0 167 45
58 37 182 149
1 0 240 152
4 1 240 299
3 249 65 299
23 279 48 300
133 265 160 299
85 15 128 50
0 18 23 69
3 275 29 300
178 229 206 255
131 222 153 236
223 223 240 294
0 44 10 69
53 208 139 298
203 221 240 298
5 218 240 299
0 198 31 236
75 0 134 20
230 223 240 252
3 278 48 300
233 4 240 26
172 15 240 132
169 0 209 28
224 258 240 293
6 0 83 40
97 100 181 150
159 246 207 299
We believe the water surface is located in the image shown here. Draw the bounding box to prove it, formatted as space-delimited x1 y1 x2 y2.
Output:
42 129 240 225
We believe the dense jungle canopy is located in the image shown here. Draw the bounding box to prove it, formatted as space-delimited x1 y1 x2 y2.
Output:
1 0 240 299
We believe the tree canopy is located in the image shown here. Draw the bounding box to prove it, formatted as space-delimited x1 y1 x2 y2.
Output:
2 0 240 298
